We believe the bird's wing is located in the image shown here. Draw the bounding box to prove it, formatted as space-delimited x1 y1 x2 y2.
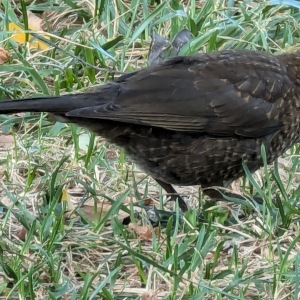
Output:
67 51 291 138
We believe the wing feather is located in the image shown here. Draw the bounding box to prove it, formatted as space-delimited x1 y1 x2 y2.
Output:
67 51 292 138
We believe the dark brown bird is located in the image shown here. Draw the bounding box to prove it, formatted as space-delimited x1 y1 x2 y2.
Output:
1 50 300 212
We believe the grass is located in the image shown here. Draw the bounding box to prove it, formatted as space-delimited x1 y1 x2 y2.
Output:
0 0 300 299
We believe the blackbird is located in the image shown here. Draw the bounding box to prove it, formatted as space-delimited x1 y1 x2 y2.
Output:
1 50 300 212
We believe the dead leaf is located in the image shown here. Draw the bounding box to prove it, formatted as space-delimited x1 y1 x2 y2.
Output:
128 223 160 241
27 11 43 31
0 134 14 149
80 202 112 221
15 227 28 241
64 185 133 223
0 48 11 64
141 291 157 300
143 198 154 206
79 200 129 223
148 29 192 65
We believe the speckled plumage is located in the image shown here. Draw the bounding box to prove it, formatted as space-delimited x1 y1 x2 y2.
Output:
1 50 300 211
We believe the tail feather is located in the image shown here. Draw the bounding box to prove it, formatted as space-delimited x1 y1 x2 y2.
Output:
0 93 99 115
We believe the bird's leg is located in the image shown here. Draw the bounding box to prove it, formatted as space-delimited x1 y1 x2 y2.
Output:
155 179 188 212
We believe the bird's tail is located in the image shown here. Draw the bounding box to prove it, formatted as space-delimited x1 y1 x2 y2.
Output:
0 93 101 115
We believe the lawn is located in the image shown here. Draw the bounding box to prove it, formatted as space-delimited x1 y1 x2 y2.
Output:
1 0 300 299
